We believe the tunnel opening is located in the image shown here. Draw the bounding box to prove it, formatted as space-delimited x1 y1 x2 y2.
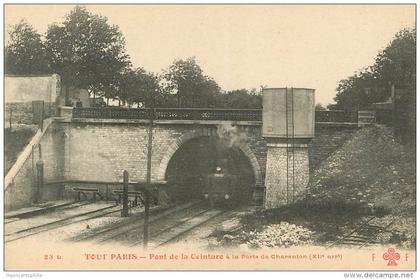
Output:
165 136 256 205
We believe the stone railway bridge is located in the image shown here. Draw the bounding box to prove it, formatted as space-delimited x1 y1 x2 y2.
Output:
5 107 362 211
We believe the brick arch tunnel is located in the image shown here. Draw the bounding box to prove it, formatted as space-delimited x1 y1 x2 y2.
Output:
156 130 263 205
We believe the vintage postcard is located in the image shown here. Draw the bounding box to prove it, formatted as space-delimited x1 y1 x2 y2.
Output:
3 3 416 273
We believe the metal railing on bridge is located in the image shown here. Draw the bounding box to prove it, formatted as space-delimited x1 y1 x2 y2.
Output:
72 107 358 123
315 110 358 123
73 107 263 121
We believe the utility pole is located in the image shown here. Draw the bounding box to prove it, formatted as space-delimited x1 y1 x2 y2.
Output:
40 102 44 132
35 160 44 203
122 170 129 217
143 107 154 249
35 144 43 204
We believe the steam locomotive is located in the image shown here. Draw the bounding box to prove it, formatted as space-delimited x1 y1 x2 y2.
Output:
203 166 238 207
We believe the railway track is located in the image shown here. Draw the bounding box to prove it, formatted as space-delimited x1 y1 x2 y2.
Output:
5 197 238 249
5 202 121 243
147 208 225 249
80 200 227 249
309 186 404 249
5 200 78 219
4 201 89 224
71 201 201 243
327 216 396 249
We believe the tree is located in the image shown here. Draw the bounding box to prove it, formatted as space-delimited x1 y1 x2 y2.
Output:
5 20 50 75
45 6 130 104
333 28 415 111
315 103 326 111
162 57 222 107
125 68 161 108
221 89 262 109
334 69 380 111
101 82 119 106
374 28 416 143
373 28 416 89
194 76 222 108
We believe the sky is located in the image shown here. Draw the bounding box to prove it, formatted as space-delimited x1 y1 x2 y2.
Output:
4 4 415 105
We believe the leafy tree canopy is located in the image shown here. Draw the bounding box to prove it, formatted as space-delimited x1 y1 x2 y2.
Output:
5 19 50 75
45 6 130 95
117 67 161 107
334 28 415 110
220 89 262 109
315 103 326 111
6 8 266 109
162 57 222 107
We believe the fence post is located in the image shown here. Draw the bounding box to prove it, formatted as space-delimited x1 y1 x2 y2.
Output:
38 144 42 159
32 100 45 130
122 170 129 217
35 160 44 203
391 84 396 136
40 104 44 131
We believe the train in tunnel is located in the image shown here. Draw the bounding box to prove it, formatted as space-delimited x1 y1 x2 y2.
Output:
203 166 238 207
165 137 256 207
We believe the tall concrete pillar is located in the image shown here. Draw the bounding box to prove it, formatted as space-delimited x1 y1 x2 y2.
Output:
264 139 310 208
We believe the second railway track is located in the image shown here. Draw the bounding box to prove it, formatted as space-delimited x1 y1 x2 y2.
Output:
74 200 228 249
327 216 396 249
148 208 225 249
5 202 121 243
6 198 237 250
71 201 200 243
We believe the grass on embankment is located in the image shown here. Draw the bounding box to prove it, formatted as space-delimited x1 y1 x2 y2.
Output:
307 125 415 248
310 125 415 213
5 125 38 174
217 125 415 249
